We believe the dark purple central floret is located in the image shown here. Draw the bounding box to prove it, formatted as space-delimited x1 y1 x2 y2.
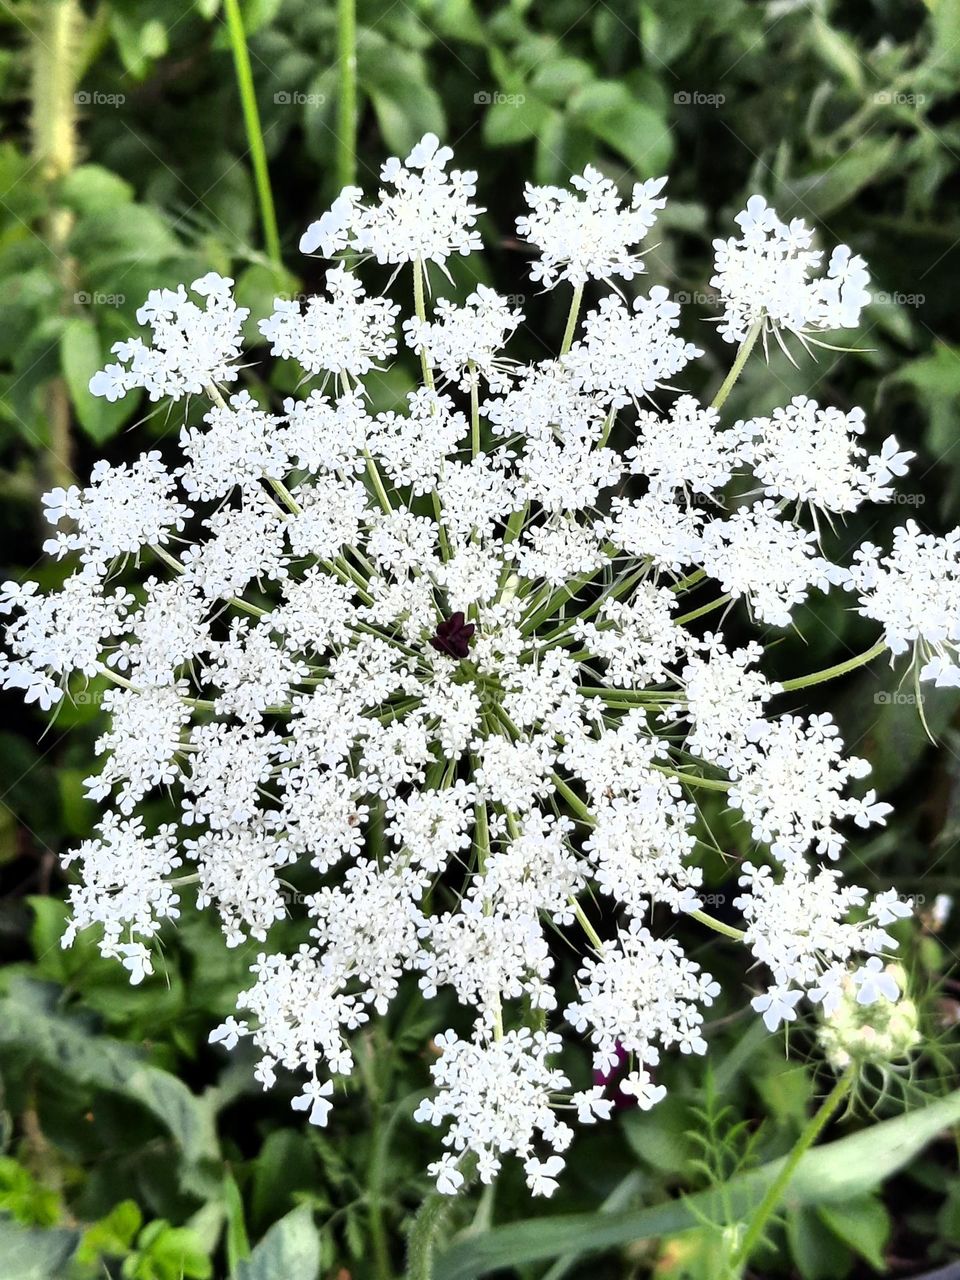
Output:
430 611 475 660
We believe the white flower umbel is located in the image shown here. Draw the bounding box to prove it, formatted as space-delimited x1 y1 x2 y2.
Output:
711 195 870 346
2 134 932 1200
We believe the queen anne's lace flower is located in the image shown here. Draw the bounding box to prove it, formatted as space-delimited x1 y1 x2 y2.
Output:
3 136 927 1200
517 167 667 288
735 396 913 517
259 265 399 377
846 521 960 685
89 273 248 401
712 196 870 345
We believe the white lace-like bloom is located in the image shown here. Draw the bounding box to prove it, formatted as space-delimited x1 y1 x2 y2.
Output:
259 266 399 377
5 137 917 1200
735 396 913 516
415 1029 572 1191
846 521 960 686
565 923 720 1079
711 196 870 343
300 133 482 266
180 391 288 501
727 714 891 862
699 500 844 627
88 273 248 401
403 285 523 392
734 862 907 1030
43 453 191 571
628 395 735 498
517 166 667 288
564 288 702 407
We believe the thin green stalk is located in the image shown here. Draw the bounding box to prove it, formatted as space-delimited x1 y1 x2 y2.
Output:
711 320 761 411
559 283 584 356
730 1067 856 1274
675 594 732 626
687 907 745 942
335 0 357 190
223 0 282 269
360 1031 394 1280
778 640 886 692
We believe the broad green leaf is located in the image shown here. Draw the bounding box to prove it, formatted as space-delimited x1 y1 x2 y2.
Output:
568 80 672 174
0 978 221 1197
436 1089 960 1278
60 165 134 215
234 1206 320 1280
777 138 897 218
817 1196 890 1271
787 1204 851 1279
61 314 128 443
0 1220 79 1280
483 95 554 147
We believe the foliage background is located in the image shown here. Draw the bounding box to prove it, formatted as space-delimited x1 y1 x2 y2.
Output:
0 0 959 1276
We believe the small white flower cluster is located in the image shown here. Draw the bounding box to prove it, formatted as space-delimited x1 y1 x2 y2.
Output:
2 134 939 1199
711 195 870 344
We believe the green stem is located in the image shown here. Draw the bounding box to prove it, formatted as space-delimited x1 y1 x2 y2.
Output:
223 0 282 269
559 283 584 356
335 0 357 190
406 1157 477 1280
361 1032 394 1280
711 320 761 411
730 1067 856 1274
32 0 81 496
778 640 886 692
687 907 745 942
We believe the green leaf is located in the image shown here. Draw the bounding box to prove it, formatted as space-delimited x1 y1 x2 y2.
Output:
60 165 134 215
224 1173 252 1272
817 1196 890 1271
250 1129 319 1231
0 979 221 1197
568 80 672 175
482 95 555 147
436 1089 960 1279
61 314 127 443
77 1200 143 1267
787 1204 851 1279
234 1206 320 1280
777 138 897 218
0 1220 79 1280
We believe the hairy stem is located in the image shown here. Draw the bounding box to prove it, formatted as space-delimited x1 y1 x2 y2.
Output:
32 0 82 495
559 283 584 356
711 320 761 411
730 1067 856 1274
778 640 887 692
